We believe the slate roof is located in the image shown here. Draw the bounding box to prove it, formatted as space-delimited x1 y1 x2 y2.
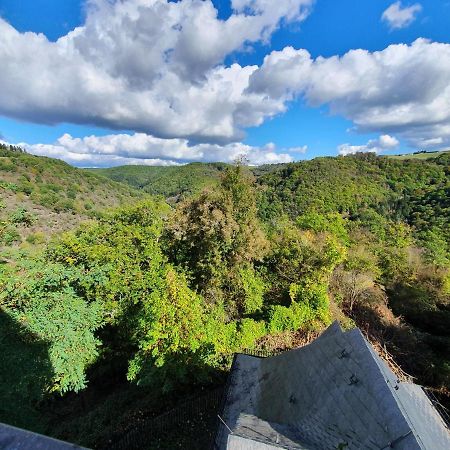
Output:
0 422 87 450
215 322 450 450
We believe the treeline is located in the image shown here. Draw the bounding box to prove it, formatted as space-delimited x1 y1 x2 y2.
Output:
0 154 449 447
93 163 227 199
0 142 26 154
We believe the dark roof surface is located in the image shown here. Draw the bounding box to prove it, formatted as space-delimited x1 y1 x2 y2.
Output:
0 422 87 450
216 322 450 450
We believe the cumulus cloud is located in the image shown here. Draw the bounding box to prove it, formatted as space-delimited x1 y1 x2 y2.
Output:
247 39 450 149
16 132 296 167
338 134 399 156
382 2 422 30
0 0 313 143
1 0 449 161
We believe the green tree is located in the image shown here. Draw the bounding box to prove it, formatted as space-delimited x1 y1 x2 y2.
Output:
0 260 102 393
165 163 268 315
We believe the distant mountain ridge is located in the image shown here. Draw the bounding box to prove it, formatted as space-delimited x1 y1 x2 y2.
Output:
97 152 449 257
92 162 227 199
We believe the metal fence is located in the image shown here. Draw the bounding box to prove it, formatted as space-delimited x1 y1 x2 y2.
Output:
107 387 225 450
423 387 450 430
104 350 283 450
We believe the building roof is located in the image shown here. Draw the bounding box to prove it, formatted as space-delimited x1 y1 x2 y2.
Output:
216 322 450 450
0 422 87 450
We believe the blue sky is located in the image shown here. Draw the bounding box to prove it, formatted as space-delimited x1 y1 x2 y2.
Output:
0 0 449 166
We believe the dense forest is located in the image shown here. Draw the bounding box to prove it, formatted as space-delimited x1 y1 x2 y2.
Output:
1 143 449 448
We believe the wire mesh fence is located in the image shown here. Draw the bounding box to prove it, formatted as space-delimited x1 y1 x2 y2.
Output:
104 350 283 450
423 387 450 430
107 386 225 450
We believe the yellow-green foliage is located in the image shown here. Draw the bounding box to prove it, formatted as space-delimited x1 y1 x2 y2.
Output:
127 267 209 388
266 221 345 332
268 281 331 333
237 266 266 315
234 319 267 349
41 199 273 390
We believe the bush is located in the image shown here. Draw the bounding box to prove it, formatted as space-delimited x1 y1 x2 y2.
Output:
54 199 75 212
236 319 266 349
0 181 18 192
26 232 46 245
268 303 311 333
67 187 78 200
19 182 34 195
0 160 16 172
10 207 36 226
38 192 59 209
1 226 21 245
236 266 266 315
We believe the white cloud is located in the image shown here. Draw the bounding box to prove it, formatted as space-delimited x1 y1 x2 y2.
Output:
247 39 450 149
1 0 449 162
0 0 313 143
338 135 399 156
16 132 296 167
382 2 422 30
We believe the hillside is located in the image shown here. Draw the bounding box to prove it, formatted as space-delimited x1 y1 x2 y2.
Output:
0 144 144 249
258 153 449 241
97 153 450 257
93 162 283 200
93 163 227 199
388 149 450 160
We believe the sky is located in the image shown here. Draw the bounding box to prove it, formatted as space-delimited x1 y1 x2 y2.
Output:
0 0 449 167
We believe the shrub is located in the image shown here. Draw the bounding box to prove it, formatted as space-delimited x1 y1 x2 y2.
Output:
38 192 59 209
268 303 311 333
54 199 75 212
10 207 36 226
0 182 18 192
67 187 78 200
1 226 21 245
236 319 266 349
26 232 46 245
18 181 34 195
236 266 266 315
0 160 16 172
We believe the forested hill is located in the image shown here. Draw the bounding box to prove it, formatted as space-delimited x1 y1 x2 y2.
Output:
93 161 284 199
93 163 226 199
0 144 144 246
258 153 449 253
98 153 449 259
